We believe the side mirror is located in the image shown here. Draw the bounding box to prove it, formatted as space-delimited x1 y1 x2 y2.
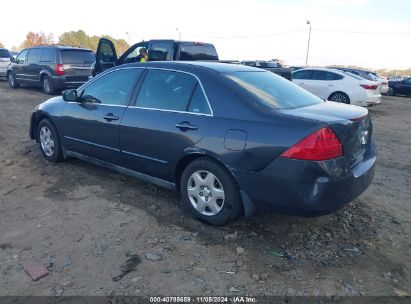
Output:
62 89 78 102
10 57 16 63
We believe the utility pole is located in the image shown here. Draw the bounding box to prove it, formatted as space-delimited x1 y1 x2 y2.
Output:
125 31 131 45
305 20 311 66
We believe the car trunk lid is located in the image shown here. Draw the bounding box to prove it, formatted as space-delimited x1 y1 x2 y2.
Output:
60 50 95 81
278 101 371 167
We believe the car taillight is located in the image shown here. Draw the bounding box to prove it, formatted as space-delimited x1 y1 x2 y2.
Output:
281 127 343 161
55 64 65 76
360 84 378 90
381 82 387 85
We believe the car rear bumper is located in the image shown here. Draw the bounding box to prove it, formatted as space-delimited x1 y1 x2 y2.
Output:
51 76 88 89
232 143 376 216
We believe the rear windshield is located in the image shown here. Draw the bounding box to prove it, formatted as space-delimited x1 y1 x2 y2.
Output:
179 44 218 60
224 71 323 110
0 49 11 58
60 50 95 64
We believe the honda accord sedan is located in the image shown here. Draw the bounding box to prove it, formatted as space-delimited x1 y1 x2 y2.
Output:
29 62 376 225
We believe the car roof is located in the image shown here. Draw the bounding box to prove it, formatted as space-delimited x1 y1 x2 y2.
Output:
293 67 344 74
28 45 92 52
119 61 263 73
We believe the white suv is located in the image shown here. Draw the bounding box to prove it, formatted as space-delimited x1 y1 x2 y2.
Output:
0 48 11 78
292 68 381 107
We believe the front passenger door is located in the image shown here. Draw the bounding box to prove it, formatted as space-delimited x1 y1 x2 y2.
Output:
61 67 144 164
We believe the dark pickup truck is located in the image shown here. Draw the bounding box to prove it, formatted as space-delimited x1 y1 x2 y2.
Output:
94 38 218 75
94 38 292 80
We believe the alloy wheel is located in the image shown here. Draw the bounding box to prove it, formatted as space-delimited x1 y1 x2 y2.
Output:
330 93 349 103
187 170 225 216
39 126 55 157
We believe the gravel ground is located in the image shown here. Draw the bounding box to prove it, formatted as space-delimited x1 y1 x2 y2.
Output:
0 80 410 297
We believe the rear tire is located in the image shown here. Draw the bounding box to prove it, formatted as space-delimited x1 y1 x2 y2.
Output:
38 119 63 162
42 75 55 95
8 72 19 88
328 92 350 104
180 158 243 225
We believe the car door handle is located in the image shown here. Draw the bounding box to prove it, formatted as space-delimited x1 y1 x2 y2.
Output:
103 113 119 121
175 121 198 131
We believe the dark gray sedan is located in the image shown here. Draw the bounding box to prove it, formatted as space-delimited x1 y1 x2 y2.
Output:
29 62 376 225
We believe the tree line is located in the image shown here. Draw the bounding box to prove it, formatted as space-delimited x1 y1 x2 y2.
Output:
0 30 129 55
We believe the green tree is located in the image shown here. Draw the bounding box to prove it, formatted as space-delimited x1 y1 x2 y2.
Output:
20 32 54 49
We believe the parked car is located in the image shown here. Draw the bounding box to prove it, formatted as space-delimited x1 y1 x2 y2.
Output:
29 62 376 225
0 48 12 78
292 68 381 106
239 60 292 80
93 38 218 76
333 67 389 95
387 77 411 96
8 45 95 94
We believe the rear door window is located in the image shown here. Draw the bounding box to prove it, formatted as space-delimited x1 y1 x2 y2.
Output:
40 49 54 62
179 44 218 60
61 50 95 64
292 70 313 79
27 49 41 63
311 71 343 80
149 41 173 61
136 69 197 111
188 84 211 115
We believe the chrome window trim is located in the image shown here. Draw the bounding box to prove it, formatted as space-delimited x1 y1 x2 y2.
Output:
67 101 128 108
135 67 214 117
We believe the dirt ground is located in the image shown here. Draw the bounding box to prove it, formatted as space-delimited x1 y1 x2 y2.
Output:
0 80 410 298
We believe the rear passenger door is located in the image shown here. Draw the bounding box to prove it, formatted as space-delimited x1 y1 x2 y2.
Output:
308 71 343 99
119 68 213 180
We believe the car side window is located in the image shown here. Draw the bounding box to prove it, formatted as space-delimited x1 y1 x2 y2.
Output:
27 49 41 63
136 69 197 111
40 49 54 62
188 84 211 115
312 71 343 81
404 78 411 84
293 70 312 79
149 42 173 61
123 43 149 64
16 49 28 64
81 68 143 106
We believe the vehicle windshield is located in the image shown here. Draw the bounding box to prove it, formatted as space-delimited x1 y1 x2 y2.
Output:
0 49 11 58
224 71 323 110
61 50 95 64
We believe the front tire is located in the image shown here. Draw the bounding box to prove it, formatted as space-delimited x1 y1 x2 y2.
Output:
328 92 350 104
180 158 243 225
38 119 63 162
42 75 55 95
8 72 19 88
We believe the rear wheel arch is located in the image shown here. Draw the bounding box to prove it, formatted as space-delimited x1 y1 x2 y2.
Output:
175 153 244 208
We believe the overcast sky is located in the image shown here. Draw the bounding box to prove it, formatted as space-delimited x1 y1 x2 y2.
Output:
2 0 410 69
